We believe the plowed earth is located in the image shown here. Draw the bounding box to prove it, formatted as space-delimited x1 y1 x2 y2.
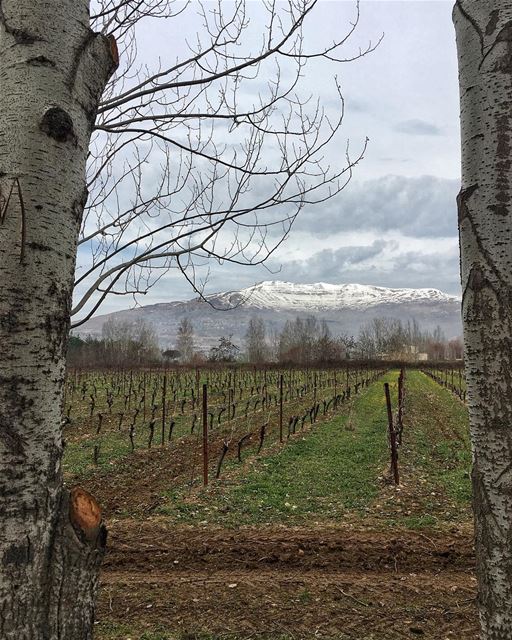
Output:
97 522 478 639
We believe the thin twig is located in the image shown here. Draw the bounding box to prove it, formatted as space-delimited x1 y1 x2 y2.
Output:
336 587 370 608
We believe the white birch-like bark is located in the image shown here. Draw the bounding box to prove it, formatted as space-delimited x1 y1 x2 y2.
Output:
454 1 512 637
0 1 117 637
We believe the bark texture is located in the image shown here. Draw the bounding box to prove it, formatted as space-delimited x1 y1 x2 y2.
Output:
0 1 116 637
454 2 512 638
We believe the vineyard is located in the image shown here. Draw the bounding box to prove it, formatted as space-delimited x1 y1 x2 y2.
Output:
421 364 467 402
63 364 385 486
63 364 476 640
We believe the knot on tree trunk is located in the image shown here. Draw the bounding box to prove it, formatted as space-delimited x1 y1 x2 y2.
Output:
39 107 77 145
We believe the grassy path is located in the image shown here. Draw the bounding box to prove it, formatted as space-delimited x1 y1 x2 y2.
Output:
406 370 470 503
371 370 472 529
159 370 473 530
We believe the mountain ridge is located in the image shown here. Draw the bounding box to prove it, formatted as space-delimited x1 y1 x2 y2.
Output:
75 280 462 349
205 280 460 311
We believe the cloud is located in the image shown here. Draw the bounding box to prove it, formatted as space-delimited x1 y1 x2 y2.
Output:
75 172 462 317
346 97 372 114
394 119 442 136
273 240 393 281
383 250 461 292
272 244 461 295
293 174 460 238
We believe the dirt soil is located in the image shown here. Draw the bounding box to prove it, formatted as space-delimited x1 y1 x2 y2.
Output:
81 440 202 517
97 521 478 639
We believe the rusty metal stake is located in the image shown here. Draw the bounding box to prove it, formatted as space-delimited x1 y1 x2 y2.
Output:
161 373 167 446
279 374 284 443
384 382 400 485
202 383 208 486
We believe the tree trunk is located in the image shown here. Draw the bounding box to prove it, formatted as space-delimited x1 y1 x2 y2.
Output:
0 1 117 637
454 1 512 637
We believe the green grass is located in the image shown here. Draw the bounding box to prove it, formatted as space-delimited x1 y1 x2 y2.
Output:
160 372 398 525
157 369 473 530
63 431 133 477
400 514 439 529
95 620 306 639
402 370 471 514
66 368 472 531
63 414 192 478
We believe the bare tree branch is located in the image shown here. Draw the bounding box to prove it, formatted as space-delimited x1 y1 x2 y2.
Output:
75 0 378 324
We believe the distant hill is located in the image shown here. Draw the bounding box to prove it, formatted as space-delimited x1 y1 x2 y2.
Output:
75 280 462 350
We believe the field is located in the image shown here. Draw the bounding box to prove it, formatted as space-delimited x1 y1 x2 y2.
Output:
62 366 477 640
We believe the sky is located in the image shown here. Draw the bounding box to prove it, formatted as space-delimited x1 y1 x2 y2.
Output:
77 0 462 318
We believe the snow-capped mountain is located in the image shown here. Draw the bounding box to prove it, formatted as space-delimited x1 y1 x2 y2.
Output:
208 281 458 311
75 280 462 349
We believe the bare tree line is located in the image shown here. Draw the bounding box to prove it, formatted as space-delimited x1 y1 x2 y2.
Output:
68 317 161 368
252 315 463 363
68 313 463 368
357 317 463 361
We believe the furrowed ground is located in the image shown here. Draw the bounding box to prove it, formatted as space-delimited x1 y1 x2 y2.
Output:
63 369 477 640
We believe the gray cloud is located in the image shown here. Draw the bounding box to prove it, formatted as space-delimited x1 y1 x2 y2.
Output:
394 119 442 136
294 174 460 238
274 245 461 295
383 251 461 293
342 240 393 264
346 97 372 114
274 240 393 281
378 157 410 164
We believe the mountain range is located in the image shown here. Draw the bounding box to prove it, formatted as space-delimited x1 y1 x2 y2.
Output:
75 281 463 350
